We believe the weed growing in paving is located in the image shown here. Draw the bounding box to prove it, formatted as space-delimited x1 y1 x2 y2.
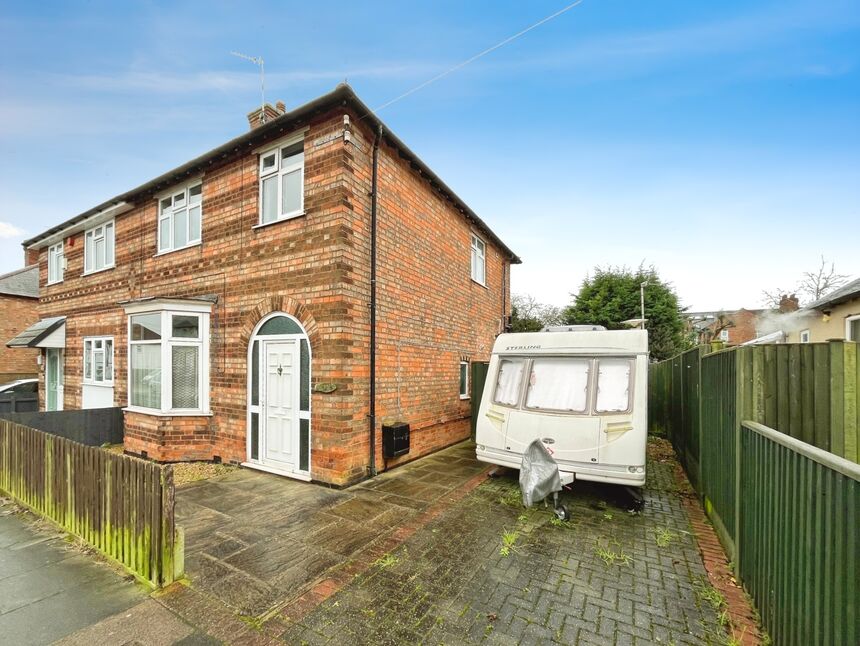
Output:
374 553 398 569
594 540 632 567
654 526 678 547
694 578 726 611
499 529 519 557
499 487 522 508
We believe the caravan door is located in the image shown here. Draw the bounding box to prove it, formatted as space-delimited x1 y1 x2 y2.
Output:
504 357 600 464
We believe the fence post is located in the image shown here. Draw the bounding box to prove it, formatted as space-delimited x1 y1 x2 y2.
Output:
161 465 175 586
733 347 748 569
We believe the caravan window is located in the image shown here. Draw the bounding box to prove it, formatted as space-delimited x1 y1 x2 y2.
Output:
595 358 633 413
525 358 589 412
493 359 525 406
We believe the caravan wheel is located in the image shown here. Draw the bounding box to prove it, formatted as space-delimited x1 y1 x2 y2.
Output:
554 505 570 521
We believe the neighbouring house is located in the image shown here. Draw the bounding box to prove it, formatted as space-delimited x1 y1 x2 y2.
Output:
783 279 860 343
0 265 39 383
7 84 519 486
686 308 765 346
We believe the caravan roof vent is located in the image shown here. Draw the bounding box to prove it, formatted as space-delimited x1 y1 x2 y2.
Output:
541 325 607 332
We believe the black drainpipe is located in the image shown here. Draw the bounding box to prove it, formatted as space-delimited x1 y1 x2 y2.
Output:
369 124 383 477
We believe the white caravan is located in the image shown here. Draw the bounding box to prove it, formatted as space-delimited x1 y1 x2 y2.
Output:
475 327 648 489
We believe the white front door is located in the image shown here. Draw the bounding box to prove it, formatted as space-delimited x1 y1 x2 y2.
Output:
262 340 299 470
45 349 64 411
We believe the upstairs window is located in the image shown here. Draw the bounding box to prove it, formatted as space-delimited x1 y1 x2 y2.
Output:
259 136 304 225
84 221 115 274
158 182 202 253
47 242 64 284
83 337 113 385
470 234 486 285
719 329 730 342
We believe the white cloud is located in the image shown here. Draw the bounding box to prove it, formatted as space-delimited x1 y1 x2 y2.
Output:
0 221 25 239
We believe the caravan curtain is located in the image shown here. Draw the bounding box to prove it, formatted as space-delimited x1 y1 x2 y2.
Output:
525 358 589 412
493 359 525 406
596 359 632 412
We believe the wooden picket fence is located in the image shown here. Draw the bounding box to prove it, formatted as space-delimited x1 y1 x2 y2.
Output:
0 420 182 586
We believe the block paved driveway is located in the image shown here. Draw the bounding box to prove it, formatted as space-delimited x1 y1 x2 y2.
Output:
175 441 726 645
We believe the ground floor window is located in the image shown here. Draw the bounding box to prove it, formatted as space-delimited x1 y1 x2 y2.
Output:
126 305 210 414
83 337 113 384
459 361 469 399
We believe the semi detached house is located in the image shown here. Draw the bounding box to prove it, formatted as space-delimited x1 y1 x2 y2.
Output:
13 84 519 486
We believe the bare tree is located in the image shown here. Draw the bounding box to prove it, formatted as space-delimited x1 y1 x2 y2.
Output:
761 257 850 308
797 256 849 302
761 289 791 309
511 294 563 331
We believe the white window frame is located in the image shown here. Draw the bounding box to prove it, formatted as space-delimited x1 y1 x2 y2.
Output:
257 132 305 226
799 329 811 343
47 242 64 285
125 301 211 416
83 220 115 275
157 180 203 254
719 329 730 342
459 360 470 399
845 315 860 342
83 336 114 385
470 233 486 286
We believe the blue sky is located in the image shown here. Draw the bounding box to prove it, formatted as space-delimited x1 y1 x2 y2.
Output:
0 0 858 310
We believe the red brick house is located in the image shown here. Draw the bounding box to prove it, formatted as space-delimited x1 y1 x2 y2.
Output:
686 308 764 346
0 265 40 383
14 84 518 486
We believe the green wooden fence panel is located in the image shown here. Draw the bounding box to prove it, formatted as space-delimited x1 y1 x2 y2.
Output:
0 420 182 586
740 422 859 646
700 347 738 551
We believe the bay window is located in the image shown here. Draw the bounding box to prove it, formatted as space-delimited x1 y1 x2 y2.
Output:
127 306 209 414
84 220 115 274
158 182 202 253
259 134 304 225
83 337 113 385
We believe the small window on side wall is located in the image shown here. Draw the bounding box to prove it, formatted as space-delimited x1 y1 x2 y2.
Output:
470 234 486 285
459 361 469 399
800 329 810 343
719 329 730 342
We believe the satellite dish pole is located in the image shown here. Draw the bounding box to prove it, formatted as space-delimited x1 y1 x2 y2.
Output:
231 51 266 122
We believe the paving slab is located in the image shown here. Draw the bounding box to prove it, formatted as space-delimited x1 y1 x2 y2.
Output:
0 501 146 646
175 441 488 619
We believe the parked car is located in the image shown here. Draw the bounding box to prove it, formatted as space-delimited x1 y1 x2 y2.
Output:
0 378 38 396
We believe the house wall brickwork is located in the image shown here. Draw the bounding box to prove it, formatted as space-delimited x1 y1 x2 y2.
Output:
31 106 511 486
0 294 39 382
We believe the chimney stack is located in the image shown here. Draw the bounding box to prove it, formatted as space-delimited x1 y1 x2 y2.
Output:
247 102 282 130
778 294 800 313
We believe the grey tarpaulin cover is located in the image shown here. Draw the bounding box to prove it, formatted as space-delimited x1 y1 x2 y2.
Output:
519 439 562 507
